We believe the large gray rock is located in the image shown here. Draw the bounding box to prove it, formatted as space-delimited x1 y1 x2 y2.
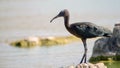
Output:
90 24 120 61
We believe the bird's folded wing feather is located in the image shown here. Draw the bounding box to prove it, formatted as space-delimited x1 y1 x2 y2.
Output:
71 22 108 37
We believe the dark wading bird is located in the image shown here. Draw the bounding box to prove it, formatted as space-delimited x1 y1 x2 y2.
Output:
50 9 112 63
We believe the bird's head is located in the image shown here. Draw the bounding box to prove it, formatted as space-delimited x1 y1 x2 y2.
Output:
50 9 69 23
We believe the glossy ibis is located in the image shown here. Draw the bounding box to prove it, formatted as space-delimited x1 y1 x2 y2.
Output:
50 9 112 63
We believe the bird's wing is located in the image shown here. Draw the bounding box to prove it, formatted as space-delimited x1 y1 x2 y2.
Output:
70 22 111 37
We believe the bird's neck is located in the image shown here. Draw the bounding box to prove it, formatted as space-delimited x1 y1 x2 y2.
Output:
64 16 70 29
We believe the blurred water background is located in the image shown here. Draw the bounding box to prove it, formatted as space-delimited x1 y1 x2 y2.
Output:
0 0 120 68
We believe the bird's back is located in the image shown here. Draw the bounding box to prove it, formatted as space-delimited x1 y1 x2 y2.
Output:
69 22 112 39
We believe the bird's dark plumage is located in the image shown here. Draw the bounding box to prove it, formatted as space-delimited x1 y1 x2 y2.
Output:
70 22 111 38
50 9 112 63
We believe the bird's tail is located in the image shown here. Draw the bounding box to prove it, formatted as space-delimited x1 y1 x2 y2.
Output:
101 26 112 37
103 33 112 37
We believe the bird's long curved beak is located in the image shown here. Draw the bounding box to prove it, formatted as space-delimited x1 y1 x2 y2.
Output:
50 15 58 23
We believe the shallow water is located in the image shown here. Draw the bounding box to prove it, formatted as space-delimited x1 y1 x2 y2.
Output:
0 41 94 68
1 41 120 68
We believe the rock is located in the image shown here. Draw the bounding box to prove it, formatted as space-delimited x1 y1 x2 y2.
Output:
90 24 120 61
69 63 107 68
68 65 75 68
61 63 106 68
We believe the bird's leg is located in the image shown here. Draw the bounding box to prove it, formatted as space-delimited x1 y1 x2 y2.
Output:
80 38 87 63
80 52 85 63
83 39 87 63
